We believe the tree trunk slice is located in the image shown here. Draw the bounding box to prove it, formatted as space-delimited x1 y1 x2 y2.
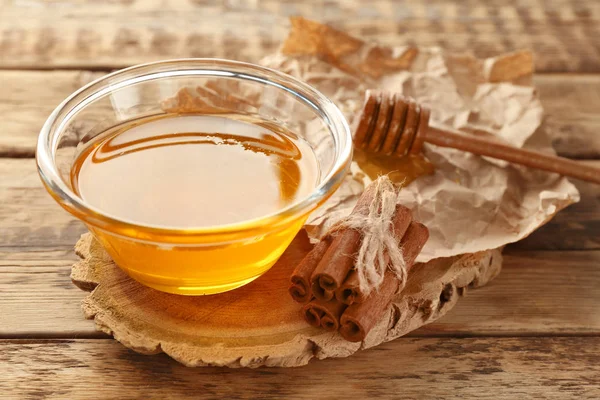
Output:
71 231 502 368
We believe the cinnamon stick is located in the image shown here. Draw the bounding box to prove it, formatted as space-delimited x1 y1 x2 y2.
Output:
400 222 430 267
302 298 347 332
335 204 413 305
335 270 364 305
310 184 378 301
339 221 429 342
311 229 360 301
289 238 332 303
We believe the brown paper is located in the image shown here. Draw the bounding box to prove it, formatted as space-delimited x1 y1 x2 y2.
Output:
261 18 579 262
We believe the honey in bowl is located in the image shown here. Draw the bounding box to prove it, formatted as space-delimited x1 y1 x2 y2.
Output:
37 60 352 297
70 114 321 295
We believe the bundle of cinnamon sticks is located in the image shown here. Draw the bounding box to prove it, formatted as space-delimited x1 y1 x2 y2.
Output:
289 180 429 342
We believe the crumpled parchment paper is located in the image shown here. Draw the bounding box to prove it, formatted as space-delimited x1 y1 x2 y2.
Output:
261 17 579 262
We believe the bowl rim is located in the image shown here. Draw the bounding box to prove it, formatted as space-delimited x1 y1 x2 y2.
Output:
36 58 353 242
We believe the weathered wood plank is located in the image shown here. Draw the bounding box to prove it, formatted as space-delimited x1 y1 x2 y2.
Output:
2 249 600 337
419 250 600 337
0 250 104 338
2 71 599 160
510 162 600 251
0 159 87 249
0 70 101 157
2 158 597 251
0 0 599 72
536 74 600 159
1 338 599 398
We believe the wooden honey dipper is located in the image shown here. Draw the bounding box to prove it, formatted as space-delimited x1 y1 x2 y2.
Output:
354 90 600 184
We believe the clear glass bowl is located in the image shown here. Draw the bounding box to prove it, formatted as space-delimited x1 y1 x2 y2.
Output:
37 59 352 295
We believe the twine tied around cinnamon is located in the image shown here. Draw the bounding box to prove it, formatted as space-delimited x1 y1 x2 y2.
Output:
338 176 406 295
289 175 429 341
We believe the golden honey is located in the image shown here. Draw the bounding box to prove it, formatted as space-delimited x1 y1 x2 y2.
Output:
353 148 435 185
70 114 320 295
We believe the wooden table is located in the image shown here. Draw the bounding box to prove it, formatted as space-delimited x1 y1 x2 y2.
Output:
1 0 599 398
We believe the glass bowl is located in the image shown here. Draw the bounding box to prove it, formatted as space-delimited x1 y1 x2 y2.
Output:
37 59 352 295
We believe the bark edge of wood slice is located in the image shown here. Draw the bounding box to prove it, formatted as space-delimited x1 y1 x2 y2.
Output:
71 231 502 368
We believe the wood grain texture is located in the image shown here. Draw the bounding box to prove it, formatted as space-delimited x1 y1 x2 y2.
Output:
0 159 87 249
1 338 599 398
511 162 600 251
0 70 101 157
0 250 104 338
2 158 597 251
0 0 599 72
536 74 600 159
65 233 499 367
2 71 599 160
0 0 598 389
2 249 599 338
418 249 600 337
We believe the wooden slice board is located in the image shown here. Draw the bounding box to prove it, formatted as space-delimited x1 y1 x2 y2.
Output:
71 230 502 368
